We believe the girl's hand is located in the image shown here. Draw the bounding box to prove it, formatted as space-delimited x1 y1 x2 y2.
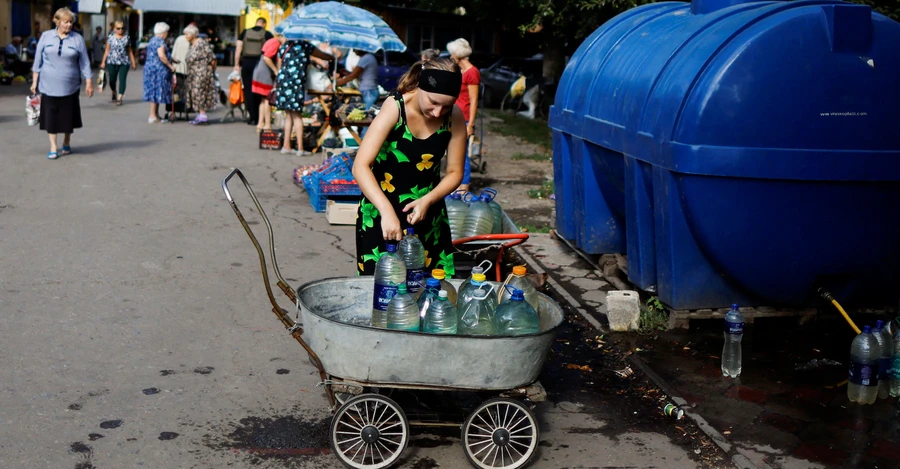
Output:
403 198 432 226
381 210 403 241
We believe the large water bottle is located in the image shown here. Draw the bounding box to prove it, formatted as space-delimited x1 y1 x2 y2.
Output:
892 326 900 398
461 194 495 238
499 265 539 311
430 269 458 306
387 284 419 332
445 191 468 240
423 290 458 334
371 242 406 328
873 320 893 399
848 325 880 405
721 304 744 378
457 273 498 311
458 260 492 302
495 287 540 336
398 227 426 297
417 278 442 322
458 284 497 336
481 188 505 234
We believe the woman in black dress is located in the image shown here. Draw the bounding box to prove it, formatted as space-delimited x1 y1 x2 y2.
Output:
353 58 466 277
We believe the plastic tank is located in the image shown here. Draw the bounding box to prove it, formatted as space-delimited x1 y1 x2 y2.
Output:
550 0 900 309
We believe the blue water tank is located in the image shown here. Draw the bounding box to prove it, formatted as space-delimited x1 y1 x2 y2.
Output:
550 0 900 309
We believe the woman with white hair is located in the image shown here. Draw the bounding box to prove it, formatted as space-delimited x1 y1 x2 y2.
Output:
446 38 480 192
142 22 176 123
182 24 217 125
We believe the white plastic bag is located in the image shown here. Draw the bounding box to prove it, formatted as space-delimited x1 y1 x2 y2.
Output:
25 94 40 126
97 69 106 93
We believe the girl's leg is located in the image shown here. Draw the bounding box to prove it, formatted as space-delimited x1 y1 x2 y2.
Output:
257 100 268 130
47 133 57 152
281 111 293 153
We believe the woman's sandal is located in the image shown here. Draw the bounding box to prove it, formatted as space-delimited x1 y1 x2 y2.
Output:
60 145 72 156
116 99 123 106
47 151 58 160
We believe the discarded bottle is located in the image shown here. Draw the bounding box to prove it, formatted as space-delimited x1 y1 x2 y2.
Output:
480 188 505 234
461 194 495 238
848 325 879 405
417 278 442 322
892 326 900 398
458 260 492 303
398 227 426 297
423 290 458 334
430 269 458 306
495 287 540 336
662 403 684 420
499 265 539 311
387 284 419 332
457 284 497 336
721 304 744 378
458 272 498 311
371 242 406 328
445 191 468 241
873 320 893 400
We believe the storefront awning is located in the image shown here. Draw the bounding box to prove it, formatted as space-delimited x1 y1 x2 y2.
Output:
132 0 245 16
77 0 105 14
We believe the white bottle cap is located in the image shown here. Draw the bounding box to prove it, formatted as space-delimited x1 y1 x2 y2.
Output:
438 290 448 299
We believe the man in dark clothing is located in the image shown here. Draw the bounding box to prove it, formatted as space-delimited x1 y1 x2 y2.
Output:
234 18 273 126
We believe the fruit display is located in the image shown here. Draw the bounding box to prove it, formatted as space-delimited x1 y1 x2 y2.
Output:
347 108 367 121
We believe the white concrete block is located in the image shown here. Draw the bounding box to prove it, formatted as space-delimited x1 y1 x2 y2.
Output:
606 290 640 331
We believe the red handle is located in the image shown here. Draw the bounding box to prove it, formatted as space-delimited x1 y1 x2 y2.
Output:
452 234 529 281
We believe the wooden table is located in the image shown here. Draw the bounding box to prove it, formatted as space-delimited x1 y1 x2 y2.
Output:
334 104 375 144
307 88 362 152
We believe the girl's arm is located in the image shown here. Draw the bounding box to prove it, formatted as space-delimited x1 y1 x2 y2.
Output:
403 106 466 225
100 41 110 68
352 96 404 241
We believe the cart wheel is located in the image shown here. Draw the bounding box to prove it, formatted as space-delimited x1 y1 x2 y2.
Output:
461 398 539 469
330 393 409 469
479 161 488 173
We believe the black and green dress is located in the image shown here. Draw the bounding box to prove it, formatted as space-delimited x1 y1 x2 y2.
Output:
356 91 456 277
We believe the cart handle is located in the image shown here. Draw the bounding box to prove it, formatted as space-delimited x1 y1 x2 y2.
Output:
452 233 529 282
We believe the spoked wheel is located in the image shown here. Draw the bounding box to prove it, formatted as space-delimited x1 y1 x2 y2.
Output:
461 398 539 469
329 393 409 469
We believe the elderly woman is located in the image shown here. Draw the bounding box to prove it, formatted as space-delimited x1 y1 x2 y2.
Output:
100 21 136 106
30 7 94 160
183 24 217 125
142 22 176 123
447 38 480 192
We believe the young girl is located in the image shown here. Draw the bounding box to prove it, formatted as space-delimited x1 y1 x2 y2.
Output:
353 58 467 277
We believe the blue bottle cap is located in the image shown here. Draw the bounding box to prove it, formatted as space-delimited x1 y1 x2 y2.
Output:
406 227 415 235
426 278 441 288
862 325 872 334
731 303 739 310
510 288 524 301
386 242 397 253
875 319 884 331
448 192 462 200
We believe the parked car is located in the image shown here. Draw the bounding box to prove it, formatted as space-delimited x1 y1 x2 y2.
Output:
376 50 419 92
480 55 543 108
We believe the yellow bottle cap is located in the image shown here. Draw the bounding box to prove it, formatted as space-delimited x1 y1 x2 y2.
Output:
512 265 527 276
472 273 486 282
432 269 445 280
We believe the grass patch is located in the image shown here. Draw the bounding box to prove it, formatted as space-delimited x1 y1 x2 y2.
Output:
511 152 551 162
640 297 669 332
527 180 555 199
486 110 552 150
519 224 552 234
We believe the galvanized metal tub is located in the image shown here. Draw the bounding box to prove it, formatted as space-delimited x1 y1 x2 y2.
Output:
297 278 565 390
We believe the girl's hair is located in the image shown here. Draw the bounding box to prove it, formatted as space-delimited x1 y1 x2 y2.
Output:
53 7 76 24
396 57 460 94
420 48 440 60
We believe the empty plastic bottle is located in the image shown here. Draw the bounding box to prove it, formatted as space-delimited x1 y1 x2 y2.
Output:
423 290 458 334
891 326 900 398
873 320 893 399
458 260 492 302
848 325 880 405
721 304 744 378
445 191 468 241
458 273 498 311
481 188 505 234
499 265 539 311
371 242 406 328
417 278 442 322
458 284 497 336
399 227 426 297
387 284 419 332
430 269 458 306
495 287 540 336
462 194 495 238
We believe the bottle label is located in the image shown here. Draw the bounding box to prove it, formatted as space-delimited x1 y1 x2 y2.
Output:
725 320 744 335
406 268 425 293
848 360 878 386
879 357 892 380
373 283 398 312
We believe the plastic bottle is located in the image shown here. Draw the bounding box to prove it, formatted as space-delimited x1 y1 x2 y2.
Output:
458 284 497 336
462 194 495 238
423 290 458 334
848 325 880 405
430 269 458 306
873 320 893 399
398 227 426 297
445 191 468 241
721 304 744 378
495 287 540 336
387 284 419 332
371 242 406 328
499 265 539 311
458 260 492 302
891 326 900 398
417 278 442 322
481 188 505 234
457 273 498 311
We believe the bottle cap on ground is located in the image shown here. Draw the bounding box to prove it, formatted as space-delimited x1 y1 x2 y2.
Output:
472 273 486 282
432 269 445 280
398 284 407 294
512 265 527 276
386 242 397 253
426 278 441 288
438 290 448 299
863 325 872 334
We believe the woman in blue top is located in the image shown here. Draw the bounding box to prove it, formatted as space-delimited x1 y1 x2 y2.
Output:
29 7 94 160
142 22 177 123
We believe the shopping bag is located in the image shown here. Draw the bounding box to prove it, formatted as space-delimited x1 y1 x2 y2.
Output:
229 80 243 106
97 69 106 93
25 93 40 126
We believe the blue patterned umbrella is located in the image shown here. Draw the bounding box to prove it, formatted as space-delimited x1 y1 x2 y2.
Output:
275 1 406 53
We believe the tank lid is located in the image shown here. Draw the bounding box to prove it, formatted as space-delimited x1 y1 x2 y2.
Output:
513 266 527 276
386 242 397 253
692 0 766 15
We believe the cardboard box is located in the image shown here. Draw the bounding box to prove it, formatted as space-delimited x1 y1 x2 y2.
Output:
326 200 358 225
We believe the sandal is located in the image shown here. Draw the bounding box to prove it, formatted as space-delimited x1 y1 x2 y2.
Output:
47 151 58 160
189 116 209 125
116 99 123 106
280 148 294 155
60 145 72 155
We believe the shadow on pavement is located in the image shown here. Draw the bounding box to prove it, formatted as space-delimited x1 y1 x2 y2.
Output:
66 139 161 155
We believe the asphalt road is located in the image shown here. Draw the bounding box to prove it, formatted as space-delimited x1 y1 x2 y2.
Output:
0 71 709 469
